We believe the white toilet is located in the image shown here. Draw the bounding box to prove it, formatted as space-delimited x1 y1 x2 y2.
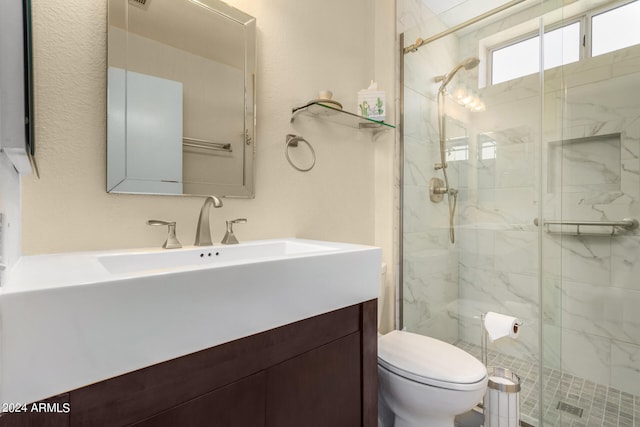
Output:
377 266 488 427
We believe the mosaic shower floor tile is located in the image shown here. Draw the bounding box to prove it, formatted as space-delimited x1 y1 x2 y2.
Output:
456 341 640 427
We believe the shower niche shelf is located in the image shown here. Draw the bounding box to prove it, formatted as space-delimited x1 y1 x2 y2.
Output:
291 101 395 132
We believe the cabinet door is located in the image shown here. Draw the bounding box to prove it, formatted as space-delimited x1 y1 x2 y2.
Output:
266 333 361 427
132 372 265 427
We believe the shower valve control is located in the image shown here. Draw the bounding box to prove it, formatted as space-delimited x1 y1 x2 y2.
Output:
429 177 446 203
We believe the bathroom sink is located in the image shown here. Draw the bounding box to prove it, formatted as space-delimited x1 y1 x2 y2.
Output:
0 238 381 406
97 239 339 275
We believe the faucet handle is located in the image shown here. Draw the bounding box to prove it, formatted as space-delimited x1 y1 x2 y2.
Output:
221 218 247 245
147 220 182 249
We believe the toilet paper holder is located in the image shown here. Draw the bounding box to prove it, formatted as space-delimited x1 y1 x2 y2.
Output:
479 313 523 366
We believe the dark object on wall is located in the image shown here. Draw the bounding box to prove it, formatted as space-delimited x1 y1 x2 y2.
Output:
0 0 36 175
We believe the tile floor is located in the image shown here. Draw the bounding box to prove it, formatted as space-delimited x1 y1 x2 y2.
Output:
456 341 640 427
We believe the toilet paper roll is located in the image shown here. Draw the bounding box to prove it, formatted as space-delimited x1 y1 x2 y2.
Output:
484 311 521 342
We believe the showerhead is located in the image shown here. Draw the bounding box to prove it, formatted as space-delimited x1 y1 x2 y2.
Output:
460 57 481 70
434 57 480 89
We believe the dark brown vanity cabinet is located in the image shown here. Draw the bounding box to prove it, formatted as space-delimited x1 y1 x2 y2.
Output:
0 300 377 427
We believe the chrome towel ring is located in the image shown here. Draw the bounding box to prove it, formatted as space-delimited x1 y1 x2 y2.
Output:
285 134 316 172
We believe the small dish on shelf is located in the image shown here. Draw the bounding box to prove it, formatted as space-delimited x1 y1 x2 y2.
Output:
311 98 343 110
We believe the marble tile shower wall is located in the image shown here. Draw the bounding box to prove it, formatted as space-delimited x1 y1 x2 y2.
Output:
400 0 640 396
400 0 462 344
541 58 640 396
401 5 546 362
397 0 476 343
398 0 549 357
456 19 640 394
451 8 550 367
454 93 541 364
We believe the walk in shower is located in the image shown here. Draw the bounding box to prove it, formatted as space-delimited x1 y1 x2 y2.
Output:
398 0 640 425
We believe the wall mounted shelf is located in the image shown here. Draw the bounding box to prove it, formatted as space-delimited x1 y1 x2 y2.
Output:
291 101 395 132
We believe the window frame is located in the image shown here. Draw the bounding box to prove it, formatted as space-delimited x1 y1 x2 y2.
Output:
446 136 471 163
486 0 637 86
588 0 640 57
487 16 585 85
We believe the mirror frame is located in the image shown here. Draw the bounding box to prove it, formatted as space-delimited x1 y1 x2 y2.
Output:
106 0 256 198
0 0 35 175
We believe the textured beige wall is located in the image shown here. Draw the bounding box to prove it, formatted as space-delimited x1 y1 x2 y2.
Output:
22 0 396 257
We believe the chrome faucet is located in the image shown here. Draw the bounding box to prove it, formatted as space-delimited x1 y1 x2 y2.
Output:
194 196 223 246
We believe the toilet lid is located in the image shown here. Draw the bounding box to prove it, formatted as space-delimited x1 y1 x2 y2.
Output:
378 330 487 391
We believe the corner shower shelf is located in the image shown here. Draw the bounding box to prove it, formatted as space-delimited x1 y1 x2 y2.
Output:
291 101 395 132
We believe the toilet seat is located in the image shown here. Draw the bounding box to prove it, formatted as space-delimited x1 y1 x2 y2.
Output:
378 330 487 391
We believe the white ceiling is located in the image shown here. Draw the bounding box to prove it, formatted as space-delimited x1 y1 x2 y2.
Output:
420 0 516 26
420 0 469 15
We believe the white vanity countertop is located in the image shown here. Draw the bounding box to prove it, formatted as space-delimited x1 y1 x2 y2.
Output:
5 238 370 292
0 238 381 406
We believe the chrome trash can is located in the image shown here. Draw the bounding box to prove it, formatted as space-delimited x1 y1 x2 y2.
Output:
483 367 521 427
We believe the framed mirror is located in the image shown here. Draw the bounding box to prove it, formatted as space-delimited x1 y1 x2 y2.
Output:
107 0 256 197
0 0 35 175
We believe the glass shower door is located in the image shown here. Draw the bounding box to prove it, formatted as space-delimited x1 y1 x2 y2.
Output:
400 2 546 425
541 3 640 422
399 0 640 425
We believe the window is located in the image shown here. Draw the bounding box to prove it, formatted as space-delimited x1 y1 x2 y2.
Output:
488 1 639 85
446 138 470 162
491 22 581 85
544 22 581 69
491 35 539 85
445 139 495 162
480 140 497 160
591 1 640 56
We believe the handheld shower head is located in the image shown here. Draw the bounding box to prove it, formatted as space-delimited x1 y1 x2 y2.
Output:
434 57 480 89
460 57 481 70
432 56 480 244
